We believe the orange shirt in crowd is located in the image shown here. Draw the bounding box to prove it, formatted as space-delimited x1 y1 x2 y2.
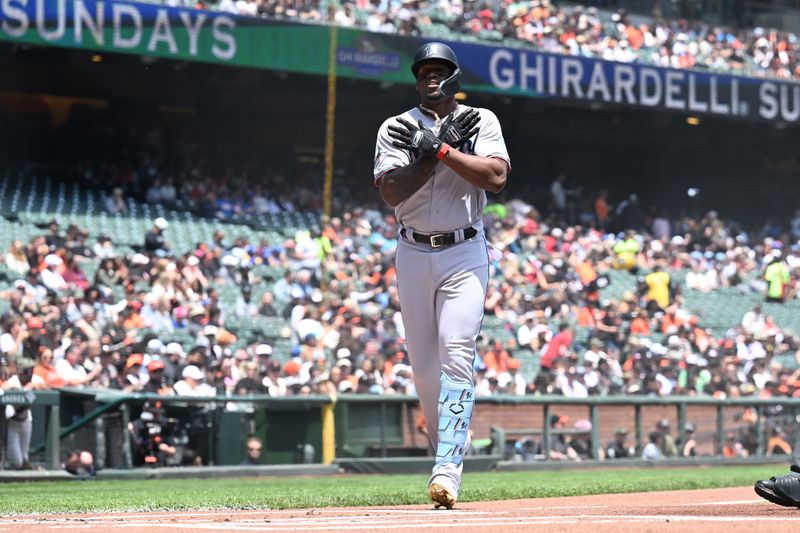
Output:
215 327 237 346
722 444 738 458
692 326 710 353
483 347 510 375
577 306 596 327
768 436 792 455
630 316 651 335
625 26 644 49
123 312 145 330
575 261 597 285
661 313 684 334
34 363 64 388
594 197 609 224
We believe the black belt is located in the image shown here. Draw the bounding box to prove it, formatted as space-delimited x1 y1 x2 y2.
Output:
400 227 478 248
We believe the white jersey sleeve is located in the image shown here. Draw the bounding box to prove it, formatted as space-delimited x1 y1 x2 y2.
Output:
374 115 413 183
472 108 510 170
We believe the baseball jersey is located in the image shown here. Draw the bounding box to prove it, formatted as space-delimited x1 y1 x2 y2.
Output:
374 104 510 234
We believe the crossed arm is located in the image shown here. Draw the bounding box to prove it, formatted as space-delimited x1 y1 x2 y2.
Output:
378 152 507 208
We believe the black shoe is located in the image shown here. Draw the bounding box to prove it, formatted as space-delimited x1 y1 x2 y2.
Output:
755 467 800 508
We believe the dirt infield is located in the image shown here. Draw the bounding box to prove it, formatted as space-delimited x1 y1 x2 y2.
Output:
1 486 797 532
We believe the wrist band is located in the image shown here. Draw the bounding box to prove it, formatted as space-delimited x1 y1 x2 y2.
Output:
436 143 451 161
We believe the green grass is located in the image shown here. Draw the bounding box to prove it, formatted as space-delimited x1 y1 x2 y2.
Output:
0 465 776 515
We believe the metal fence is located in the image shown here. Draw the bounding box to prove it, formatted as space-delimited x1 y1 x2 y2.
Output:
11 388 800 470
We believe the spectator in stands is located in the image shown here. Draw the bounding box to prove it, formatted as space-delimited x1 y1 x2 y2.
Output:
33 348 64 389
40 254 68 293
45 220 64 249
616 194 646 231
92 234 116 259
483 340 511 376
536 413 577 461
234 286 259 319
613 230 640 272
62 255 89 291
569 419 596 460
792 210 800 240
263 359 288 396
5 240 30 276
173 365 216 396
767 427 793 456
105 187 128 215
142 359 168 394
643 264 671 312
680 422 698 457
118 353 145 392
724 431 750 457
651 209 671 240
86 347 119 389
234 360 266 395
641 430 664 460
606 426 634 459
741 304 766 336
241 436 263 466
144 218 171 257
499 358 526 395
0 317 26 361
66 227 93 259
64 449 95 476
549 174 567 220
764 251 790 303
555 367 588 398
258 291 279 317
55 344 102 387
594 190 611 231
540 323 573 370
656 419 678 457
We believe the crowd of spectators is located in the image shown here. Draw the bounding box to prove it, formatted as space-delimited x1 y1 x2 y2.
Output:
153 0 800 80
0 189 798 404
1 174 799 467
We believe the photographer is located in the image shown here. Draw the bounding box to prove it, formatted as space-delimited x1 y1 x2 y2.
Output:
128 401 179 466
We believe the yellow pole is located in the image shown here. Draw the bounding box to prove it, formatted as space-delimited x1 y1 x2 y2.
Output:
323 23 337 227
320 22 338 293
320 21 339 464
321 394 337 464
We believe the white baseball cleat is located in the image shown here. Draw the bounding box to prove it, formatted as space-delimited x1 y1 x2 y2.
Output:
429 482 457 510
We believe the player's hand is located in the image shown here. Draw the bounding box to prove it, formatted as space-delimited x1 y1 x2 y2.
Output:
439 109 480 148
388 118 441 156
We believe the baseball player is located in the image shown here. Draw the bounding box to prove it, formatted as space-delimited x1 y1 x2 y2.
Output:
755 431 800 507
373 42 510 509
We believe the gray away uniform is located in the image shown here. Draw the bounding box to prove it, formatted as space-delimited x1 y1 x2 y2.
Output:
374 103 510 495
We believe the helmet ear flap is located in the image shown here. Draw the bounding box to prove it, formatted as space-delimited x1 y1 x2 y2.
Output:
438 68 462 97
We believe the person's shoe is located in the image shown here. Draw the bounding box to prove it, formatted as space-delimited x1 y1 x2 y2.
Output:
429 482 457 510
755 467 800 508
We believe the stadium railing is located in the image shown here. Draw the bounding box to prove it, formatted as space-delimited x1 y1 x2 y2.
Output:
19 389 800 471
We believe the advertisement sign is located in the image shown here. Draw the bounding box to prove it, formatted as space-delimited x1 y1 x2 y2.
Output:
1 0 798 121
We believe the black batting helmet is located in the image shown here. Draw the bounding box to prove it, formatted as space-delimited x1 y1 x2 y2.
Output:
411 42 459 78
411 42 461 97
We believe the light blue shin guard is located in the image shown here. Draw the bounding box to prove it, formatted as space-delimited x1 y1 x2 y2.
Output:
434 373 474 470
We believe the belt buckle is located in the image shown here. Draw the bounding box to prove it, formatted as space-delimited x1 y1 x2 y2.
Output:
429 234 445 248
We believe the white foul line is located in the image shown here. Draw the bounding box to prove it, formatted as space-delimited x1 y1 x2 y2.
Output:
17 514 800 531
